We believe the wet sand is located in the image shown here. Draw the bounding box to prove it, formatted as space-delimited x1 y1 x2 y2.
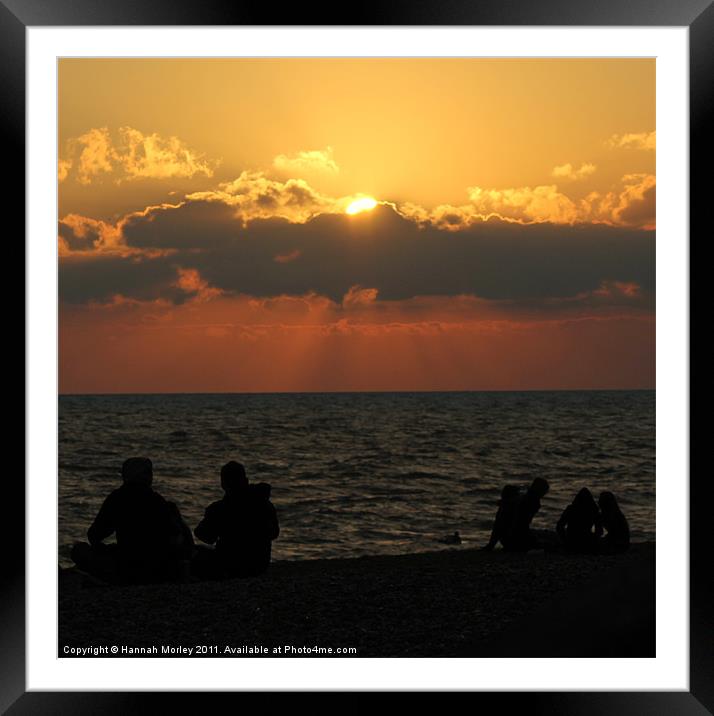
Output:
59 543 654 658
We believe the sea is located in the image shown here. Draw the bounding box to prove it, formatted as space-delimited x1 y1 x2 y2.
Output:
58 390 655 565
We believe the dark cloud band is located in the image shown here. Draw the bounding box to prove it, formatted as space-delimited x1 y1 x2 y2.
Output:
60 203 655 306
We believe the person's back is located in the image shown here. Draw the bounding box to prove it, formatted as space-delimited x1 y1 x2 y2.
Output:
197 489 267 559
502 477 550 551
556 488 602 553
92 482 180 581
194 462 279 578
90 482 173 548
598 491 630 553
242 482 280 573
73 457 191 583
483 485 520 550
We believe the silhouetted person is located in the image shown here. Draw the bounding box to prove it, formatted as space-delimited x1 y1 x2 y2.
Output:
556 487 603 553
597 491 630 554
501 477 550 551
193 461 279 579
70 457 193 584
483 484 520 551
441 531 462 545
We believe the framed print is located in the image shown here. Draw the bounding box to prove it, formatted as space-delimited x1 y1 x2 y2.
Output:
6 0 711 710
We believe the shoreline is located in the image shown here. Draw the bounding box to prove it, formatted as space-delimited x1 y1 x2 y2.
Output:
59 542 655 658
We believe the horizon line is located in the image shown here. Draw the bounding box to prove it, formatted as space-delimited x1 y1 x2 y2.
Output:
59 387 656 398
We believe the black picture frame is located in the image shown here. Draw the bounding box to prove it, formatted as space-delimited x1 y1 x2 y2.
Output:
6 0 710 709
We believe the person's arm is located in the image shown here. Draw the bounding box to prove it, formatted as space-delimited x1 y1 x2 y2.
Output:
179 513 195 549
556 506 569 541
482 507 502 550
167 501 195 550
87 493 118 545
266 503 279 541
482 532 497 551
194 504 219 545
594 512 604 538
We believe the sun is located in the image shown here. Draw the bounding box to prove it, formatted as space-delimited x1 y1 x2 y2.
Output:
346 196 378 215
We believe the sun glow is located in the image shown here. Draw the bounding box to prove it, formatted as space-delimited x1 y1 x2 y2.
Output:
346 197 378 215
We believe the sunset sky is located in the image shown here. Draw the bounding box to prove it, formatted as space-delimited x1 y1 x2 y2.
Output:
58 58 655 394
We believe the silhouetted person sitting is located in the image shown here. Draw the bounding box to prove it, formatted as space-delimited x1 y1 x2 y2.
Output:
483 484 520 550
70 457 193 584
192 461 280 579
501 477 550 552
556 487 603 553
440 531 462 545
597 491 630 554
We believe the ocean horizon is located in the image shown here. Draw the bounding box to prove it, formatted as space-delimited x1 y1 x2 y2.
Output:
60 387 655 396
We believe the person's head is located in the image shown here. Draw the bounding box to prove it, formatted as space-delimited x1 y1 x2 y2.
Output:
598 491 619 513
573 487 598 514
500 484 520 503
221 461 248 494
529 477 550 498
121 457 153 487
251 481 271 500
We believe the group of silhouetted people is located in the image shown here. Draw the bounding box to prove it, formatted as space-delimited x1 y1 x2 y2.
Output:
71 458 279 585
71 457 631 585
483 478 630 554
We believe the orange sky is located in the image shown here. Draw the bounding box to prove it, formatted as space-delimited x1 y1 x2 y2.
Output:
58 58 655 394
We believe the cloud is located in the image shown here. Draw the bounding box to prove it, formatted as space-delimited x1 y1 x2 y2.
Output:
185 170 343 224
343 285 379 308
121 200 241 251
397 202 477 232
551 162 597 181
59 253 183 305
60 203 655 309
582 174 656 230
70 283 653 326
59 126 215 184
185 170 374 224
117 127 216 181
173 267 223 302
465 184 580 224
613 174 656 228
58 158 72 182
59 169 360 257
606 131 656 151
273 147 339 175
60 292 655 393
58 214 122 255
69 128 117 185
592 280 641 299
274 249 302 264
247 292 334 318
59 203 187 258
399 173 654 229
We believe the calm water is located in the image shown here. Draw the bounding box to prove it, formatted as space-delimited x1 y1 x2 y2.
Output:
58 390 655 565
